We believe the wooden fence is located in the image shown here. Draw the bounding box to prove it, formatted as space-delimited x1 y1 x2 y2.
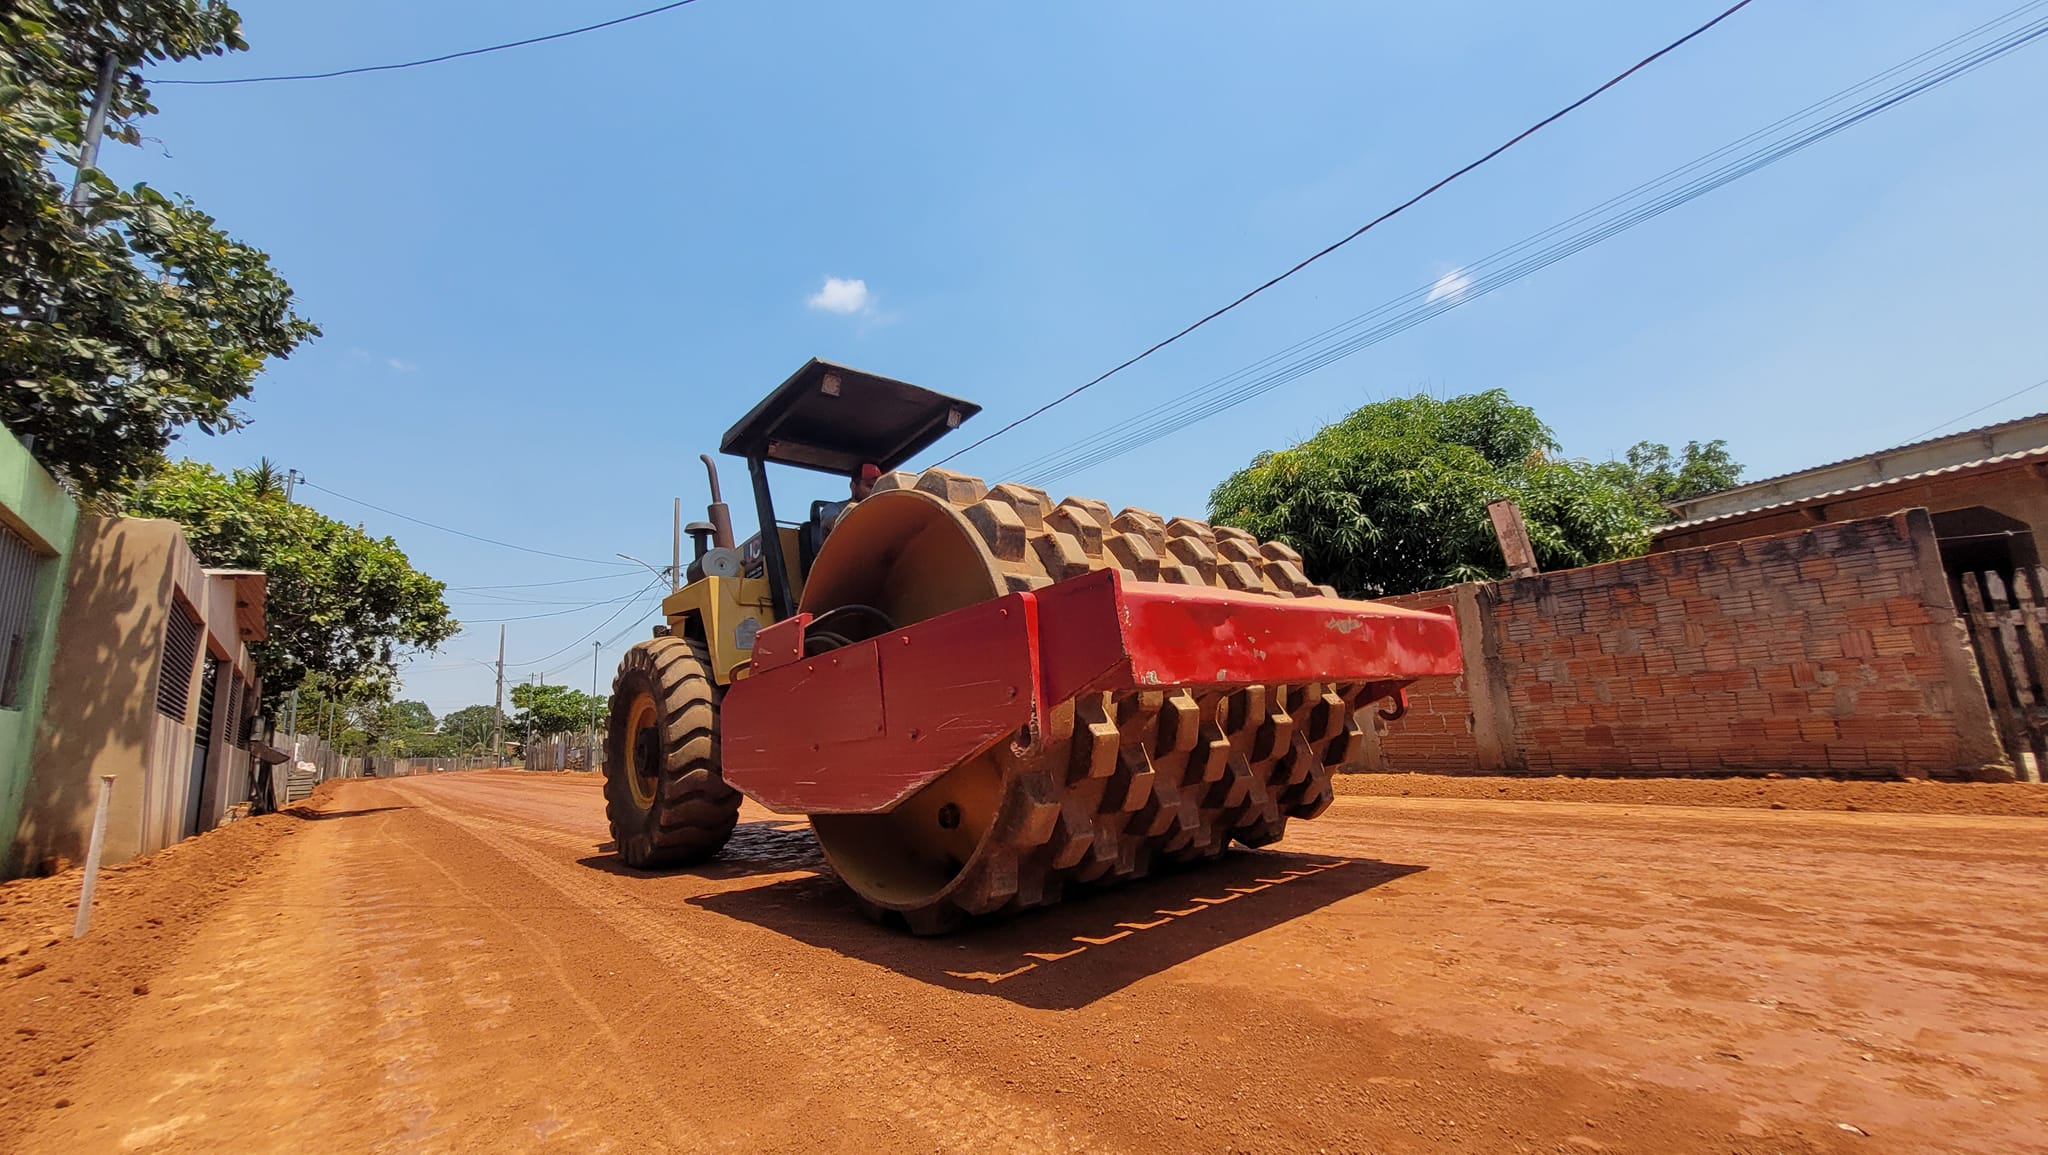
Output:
1958 569 2048 783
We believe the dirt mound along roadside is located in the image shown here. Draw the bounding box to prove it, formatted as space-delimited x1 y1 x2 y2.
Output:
0 800 323 1135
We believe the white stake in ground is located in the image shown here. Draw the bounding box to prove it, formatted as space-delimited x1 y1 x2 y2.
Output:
72 773 115 938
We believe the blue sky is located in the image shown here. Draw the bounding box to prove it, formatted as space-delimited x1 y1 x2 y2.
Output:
118 1 2048 716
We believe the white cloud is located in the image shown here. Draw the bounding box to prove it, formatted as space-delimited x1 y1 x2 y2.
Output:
807 276 872 315
1426 269 1472 304
348 347 417 373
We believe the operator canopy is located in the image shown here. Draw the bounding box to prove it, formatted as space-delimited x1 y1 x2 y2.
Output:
719 359 981 477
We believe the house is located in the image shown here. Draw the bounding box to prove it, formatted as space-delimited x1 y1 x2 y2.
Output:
0 427 79 867
7 515 267 875
1653 411 2048 591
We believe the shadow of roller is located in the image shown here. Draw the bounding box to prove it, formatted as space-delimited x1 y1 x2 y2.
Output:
685 844 1425 1010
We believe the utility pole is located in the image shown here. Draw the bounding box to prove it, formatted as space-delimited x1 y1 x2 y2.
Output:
588 640 601 772
525 673 539 767
672 498 683 594
284 468 304 504
67 52 118 209
490 624 505 765
49 52 118 326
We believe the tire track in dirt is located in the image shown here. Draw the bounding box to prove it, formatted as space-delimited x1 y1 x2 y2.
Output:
394 780 1090 1154
371 807 701 1151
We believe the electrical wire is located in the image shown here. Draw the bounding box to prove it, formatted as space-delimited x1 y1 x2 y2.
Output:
930 0 1760 467
459 583 654 624
997 4 2048 489
153 0 707 85
1898 374 2048 444
507 576 667 668
562 605 668 675
447 573 647 592
300 480 637 567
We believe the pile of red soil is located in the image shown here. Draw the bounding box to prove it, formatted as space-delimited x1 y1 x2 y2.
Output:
0 801 318 1135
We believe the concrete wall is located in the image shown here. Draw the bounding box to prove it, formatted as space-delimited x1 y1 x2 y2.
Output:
1361 509 2012 781
10 517 260 874
0 426 79 860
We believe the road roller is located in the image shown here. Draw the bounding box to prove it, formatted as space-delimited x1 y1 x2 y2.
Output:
604 359 1461 933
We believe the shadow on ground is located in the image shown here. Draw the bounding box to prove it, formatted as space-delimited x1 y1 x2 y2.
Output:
282 805 411 822
578 819 826 881
681 835 1424 1009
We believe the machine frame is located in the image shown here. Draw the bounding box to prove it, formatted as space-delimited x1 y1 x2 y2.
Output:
670 359 981 684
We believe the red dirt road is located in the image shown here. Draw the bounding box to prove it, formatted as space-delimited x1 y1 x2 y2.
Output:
5 771 2046 1153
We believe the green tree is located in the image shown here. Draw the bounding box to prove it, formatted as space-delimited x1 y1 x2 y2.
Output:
510 683 606 739
125 460 458 708
1621 440 1743 514
1 1 319 496
439 704 500 754
378 700 436 753
1208 391 1658 597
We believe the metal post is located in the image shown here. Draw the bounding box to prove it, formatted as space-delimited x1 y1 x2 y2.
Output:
72 775 115 937
491 624 505 765
67 52 118 209
284 468 303 504
747 455 795 620
672 497 682 594
589 640 601 771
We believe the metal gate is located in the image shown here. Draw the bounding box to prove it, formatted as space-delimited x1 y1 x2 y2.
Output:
1958 568 2048 783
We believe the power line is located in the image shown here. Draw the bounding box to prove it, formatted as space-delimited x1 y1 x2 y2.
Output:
508 578 665 669
999 4 2048 488
931 0 1760 467
153 0 707 86
1901 374 2048 444
542 604 667 680
447 573 645 592
460 584 653 624
301 480 637 568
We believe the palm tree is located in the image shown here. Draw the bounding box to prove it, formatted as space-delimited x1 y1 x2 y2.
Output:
241 457 286 500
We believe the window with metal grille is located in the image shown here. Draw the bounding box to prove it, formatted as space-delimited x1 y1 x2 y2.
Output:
0 522 48 709
223 674 245 747
155 599 202 721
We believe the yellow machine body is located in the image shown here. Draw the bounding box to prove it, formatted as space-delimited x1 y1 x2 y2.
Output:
659 527 803 685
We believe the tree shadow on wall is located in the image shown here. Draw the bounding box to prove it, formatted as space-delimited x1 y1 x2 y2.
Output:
7 519 161 874
688 839 1424 1010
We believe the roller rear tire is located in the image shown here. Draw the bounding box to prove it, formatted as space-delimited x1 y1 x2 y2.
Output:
603 636 740 869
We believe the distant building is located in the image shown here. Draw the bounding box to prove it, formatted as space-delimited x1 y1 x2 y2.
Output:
1653 411 2048 590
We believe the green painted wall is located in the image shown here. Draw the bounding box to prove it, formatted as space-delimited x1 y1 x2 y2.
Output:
0 424 79 864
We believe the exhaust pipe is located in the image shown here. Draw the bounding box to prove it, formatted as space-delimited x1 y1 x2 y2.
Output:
701 454 737 551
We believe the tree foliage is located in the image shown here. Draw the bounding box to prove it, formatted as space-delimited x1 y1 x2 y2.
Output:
125 460 458 707
439 704 500 753
510 682 605 740
1620 440 1743 510
1208 391 1737 597
1 1 318 495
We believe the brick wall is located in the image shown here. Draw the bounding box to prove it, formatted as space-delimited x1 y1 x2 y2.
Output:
1358 509 2012 781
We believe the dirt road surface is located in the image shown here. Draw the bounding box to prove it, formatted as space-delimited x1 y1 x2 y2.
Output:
4 771 2045 1153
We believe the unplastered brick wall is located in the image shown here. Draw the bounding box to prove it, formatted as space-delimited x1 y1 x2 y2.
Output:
1358 509 2012 780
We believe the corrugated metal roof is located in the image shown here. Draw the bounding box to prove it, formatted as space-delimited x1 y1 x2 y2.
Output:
1688 409 2048 500
1654 444 2048 536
